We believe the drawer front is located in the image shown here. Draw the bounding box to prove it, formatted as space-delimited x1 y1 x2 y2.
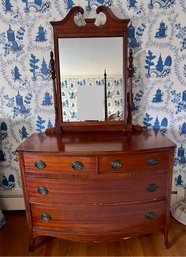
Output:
27 174 167 204
99 151 169 173
31 200 167 233
24 155 96 173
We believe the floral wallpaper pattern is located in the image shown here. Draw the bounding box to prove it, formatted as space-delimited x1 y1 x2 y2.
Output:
0 0 185 199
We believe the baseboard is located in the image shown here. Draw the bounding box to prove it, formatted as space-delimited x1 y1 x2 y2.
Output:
0 191 25 210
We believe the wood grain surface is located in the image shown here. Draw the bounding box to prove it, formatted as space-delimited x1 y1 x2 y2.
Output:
17 130 176 249
26 174 168 204
1 211 186 256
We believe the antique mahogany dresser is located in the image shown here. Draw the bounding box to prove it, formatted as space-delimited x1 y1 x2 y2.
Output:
17 6 176 251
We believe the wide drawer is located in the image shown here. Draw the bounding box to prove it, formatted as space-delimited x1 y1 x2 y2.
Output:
31 200 167 233
99 151 169 173
24 155 96 174
27 174 168 204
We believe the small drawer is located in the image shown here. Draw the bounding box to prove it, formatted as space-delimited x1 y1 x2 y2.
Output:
99 151 169 173
31 200 166 233
27 174 167 204
24 155 96 174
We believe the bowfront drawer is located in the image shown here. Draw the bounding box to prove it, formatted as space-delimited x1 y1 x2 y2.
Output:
27 174 167 204
31 200 166 233
99 151 169 173
24 155 96 174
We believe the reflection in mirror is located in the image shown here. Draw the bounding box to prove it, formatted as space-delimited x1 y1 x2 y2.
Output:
77 85 104 121
59 37 123 122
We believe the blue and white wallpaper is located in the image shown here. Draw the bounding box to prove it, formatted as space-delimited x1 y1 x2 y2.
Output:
0 0 186 197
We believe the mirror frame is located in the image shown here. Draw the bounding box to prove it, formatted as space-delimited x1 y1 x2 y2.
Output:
47 6 138 133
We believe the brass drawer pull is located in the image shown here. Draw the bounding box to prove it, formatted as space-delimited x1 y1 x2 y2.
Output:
72 161 84 170
146 183 158 192
38 186 48 195
148 158 159 166
41 213 51 221
35 160 46 169
110 160 122 169
145 211 156 220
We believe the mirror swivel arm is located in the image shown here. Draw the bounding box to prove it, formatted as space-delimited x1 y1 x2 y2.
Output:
126 49 143 133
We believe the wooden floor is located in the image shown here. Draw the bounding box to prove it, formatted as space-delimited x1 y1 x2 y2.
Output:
0 211 186 256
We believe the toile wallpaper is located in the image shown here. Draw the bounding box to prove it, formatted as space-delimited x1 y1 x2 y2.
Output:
0 0 185 199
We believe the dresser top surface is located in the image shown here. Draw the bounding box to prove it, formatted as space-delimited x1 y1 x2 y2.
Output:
17 130 176 154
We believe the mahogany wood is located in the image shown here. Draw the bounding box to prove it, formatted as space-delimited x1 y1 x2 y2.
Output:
17 130 175 153
99 151 169 173
1 211 186 256
127 49 134 126
17 130 176 251
31 201 167 233
47 6 132 133
24 155 97 173
27 174 168 204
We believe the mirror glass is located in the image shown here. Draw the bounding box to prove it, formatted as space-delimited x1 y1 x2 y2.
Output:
58 37 123 122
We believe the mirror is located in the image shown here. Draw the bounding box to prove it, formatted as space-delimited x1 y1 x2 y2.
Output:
58 37 123 122
48 6 133 133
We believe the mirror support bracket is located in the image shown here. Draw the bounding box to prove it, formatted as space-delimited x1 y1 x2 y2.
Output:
126 49 142 133
45 51 63 134
127 49 134 128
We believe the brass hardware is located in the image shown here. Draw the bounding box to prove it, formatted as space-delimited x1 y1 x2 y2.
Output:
145 211 156 220
41 213 51 221
148 158 159 166
35 160 46 169
38 186 48 195
72 161 84 170
146 183 158 192
110 160 122 169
